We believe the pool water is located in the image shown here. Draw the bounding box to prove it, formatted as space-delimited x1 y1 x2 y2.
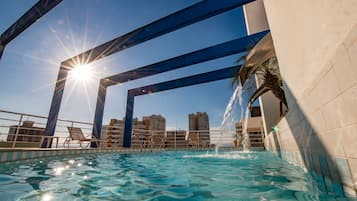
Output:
0 151 353 201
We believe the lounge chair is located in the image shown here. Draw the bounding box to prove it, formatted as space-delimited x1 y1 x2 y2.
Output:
188 132 199 148
150 135 165 148
65 127 100 148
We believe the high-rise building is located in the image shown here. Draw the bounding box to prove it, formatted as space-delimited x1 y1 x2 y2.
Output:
142 115 166 135
101 115 166 148
101 118 124 148
196 112 209 131
101 117 147 148
188 112 210 146
235 106 264 149
166 130 187 148
188 113 196 132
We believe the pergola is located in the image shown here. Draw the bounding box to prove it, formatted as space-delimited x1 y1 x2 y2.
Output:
0 0 268 148
93 31 267 147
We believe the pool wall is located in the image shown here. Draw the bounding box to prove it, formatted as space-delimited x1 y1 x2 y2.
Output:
0 148 160 163
259 0 357 197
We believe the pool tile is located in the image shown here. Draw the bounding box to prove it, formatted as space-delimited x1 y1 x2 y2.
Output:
332 182 345 197
324 177 334 193
286 151 291 162
21 152 27 160
319 155 331 177
290 152 294 163
15 152 21 161
343 185 357 197
33 151 38 158
1 152 8 162
315 174 328 192
291 152 296 165
5 153 12 161
336 158 354 187
312 153 322 174
295 152 301 166
26 152 32 159
7 152 15 161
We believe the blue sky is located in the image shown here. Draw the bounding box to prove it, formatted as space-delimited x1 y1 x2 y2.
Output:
0 0 249 130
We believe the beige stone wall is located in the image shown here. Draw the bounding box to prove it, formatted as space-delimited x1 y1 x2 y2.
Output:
263 0 357 195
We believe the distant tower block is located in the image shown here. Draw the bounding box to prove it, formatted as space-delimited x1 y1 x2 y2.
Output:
142 114 166 136
188 112 210 147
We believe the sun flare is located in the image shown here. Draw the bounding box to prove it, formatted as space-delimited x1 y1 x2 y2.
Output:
69 64 93 82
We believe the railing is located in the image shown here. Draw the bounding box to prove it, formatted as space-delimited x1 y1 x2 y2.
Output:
102 127 238 149
0 109 96 149
0 109 239 149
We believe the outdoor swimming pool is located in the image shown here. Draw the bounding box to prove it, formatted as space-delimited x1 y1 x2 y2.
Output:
0 151 352 200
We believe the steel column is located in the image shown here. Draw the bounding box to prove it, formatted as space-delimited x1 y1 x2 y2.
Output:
43 64 68 147
91 79 107 147
123 91 135 147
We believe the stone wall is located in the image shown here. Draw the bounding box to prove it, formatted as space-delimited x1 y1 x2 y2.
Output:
263 0 357 196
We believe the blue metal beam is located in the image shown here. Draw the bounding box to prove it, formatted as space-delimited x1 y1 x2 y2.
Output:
130 66 238 96
46 0 257 144
122 66 239 147
104 31 268 86
62 0 255 66
0 44 4 59
0 0 63 60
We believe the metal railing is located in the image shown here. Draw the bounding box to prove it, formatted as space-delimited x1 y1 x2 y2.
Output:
0 109 96 149
102 127 238 149
0 109 239 149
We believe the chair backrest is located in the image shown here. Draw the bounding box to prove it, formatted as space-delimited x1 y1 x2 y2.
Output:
188 132 198 144
67 127 86 141
151 135 164 144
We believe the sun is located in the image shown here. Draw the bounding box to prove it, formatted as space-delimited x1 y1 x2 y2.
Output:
69 64 93 82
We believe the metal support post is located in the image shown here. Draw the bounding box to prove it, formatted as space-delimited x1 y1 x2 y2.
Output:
123 92 135 148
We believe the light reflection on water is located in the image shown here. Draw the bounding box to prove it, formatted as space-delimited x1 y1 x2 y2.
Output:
0 151 354 201
183 151 256 160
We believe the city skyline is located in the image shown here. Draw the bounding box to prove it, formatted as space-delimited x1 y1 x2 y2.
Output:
103 112 212 131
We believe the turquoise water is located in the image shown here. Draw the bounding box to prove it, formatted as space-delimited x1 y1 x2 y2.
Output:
0 151 352 201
